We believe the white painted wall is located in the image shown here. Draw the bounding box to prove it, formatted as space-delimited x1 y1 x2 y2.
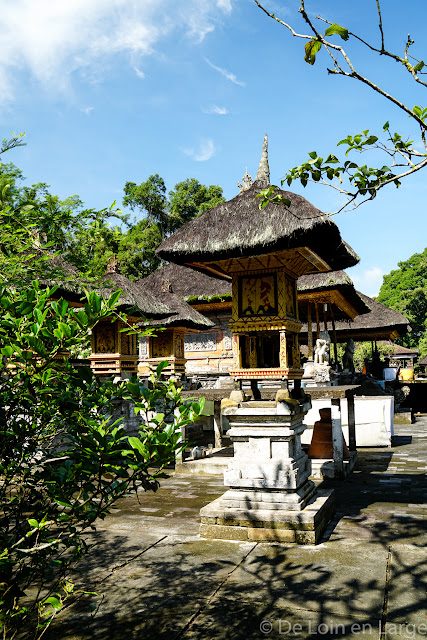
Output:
302 396 394 447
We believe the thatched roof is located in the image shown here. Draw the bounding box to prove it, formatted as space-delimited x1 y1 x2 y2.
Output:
136 292 214 330
39 255 172 318
157 136 359 272
99 272 172 318
142 262 231 300
392 345 419 357
299 291 410 342
419 354 427 366
298 270 370 320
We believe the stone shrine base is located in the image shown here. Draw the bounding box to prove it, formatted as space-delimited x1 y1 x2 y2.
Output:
200 489 335 544
309 451 358 480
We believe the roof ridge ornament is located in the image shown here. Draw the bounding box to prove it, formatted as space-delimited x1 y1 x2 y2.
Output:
106 255 121 274
255 133 270 186
238 168 254 193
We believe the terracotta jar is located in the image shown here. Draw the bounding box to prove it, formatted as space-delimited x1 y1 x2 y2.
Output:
308 407 350 459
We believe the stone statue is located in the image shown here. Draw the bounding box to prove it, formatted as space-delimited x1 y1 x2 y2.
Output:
342 338 355 372
314 331 330 365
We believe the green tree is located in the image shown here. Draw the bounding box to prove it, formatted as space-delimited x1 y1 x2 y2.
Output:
0 283 204 640
123 174 225 238
0 139 205 637
418 331 427 358
378 248 427 348
254 0 427 215
0 156 127 285
168 178 225 231
123 174 169 237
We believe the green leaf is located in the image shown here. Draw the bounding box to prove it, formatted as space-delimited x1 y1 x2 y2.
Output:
308 151 317 159
304 39 322 65
127 437 145 456
28 519 39 528
43 597 62 612
58 322 72 338
413 61 424 73
107 289 122 308
156 360 170 376
324 23 349 41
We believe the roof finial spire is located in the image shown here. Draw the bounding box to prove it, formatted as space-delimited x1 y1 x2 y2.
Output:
255 133 270 186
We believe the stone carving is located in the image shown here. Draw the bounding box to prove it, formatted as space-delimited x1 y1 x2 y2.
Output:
314 331 331 365
342 338 355 372
139 337 149 359
223 330 232 351
237 168 254 193
184 332 217 352
161 279 173 293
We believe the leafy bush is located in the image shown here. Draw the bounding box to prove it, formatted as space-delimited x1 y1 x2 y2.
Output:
0 282 203 639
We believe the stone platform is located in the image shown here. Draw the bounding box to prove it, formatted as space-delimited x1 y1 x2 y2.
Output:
200 488 335 543
199 393 335 544
310 451 358 479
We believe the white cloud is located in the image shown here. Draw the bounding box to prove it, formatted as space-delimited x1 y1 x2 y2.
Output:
133 66 145 79
205 58 245 86
217 0 232 13
80 106 94 114
202 104 229 115
182 138 216 162
0 0 234 104
351 266 384 298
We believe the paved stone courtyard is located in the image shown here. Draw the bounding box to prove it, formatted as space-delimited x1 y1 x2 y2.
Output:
48 419 427 640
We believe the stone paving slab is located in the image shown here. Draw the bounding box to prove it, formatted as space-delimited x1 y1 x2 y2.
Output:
184 598 382 639
45 418 427 640
386 544 427 634
219 540 388 621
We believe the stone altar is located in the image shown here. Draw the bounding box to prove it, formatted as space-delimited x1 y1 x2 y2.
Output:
200 391 335 543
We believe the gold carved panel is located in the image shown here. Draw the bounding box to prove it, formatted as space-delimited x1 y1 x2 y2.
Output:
285 275 297 318
238 274 277 318
94 322 117 354
151 332 173 358
174 333 184 359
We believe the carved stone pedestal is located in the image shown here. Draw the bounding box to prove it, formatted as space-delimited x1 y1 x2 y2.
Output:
200 396 335 544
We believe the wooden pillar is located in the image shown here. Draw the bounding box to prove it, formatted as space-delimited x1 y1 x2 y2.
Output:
331 399 344 478
279 331 287 369
323 303 328 332
307 302 313 360
347 393 357 452
232 334 242 369
251 379 261 400
249 336 257 368
330 305 338 367
315 303 320 336
213 400 223 449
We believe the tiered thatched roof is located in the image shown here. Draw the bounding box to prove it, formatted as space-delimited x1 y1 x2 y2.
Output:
99 272 172 318
136 292 214 330
157 136 359 273
138 267 215 330
142 262 231 300
298 270 370 321
299 291 410 343
40 255 172 318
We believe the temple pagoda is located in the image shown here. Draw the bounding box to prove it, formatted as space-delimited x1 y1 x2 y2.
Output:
157 135 359 386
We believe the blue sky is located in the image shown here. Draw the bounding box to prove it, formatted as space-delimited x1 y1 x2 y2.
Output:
1 0 427 296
